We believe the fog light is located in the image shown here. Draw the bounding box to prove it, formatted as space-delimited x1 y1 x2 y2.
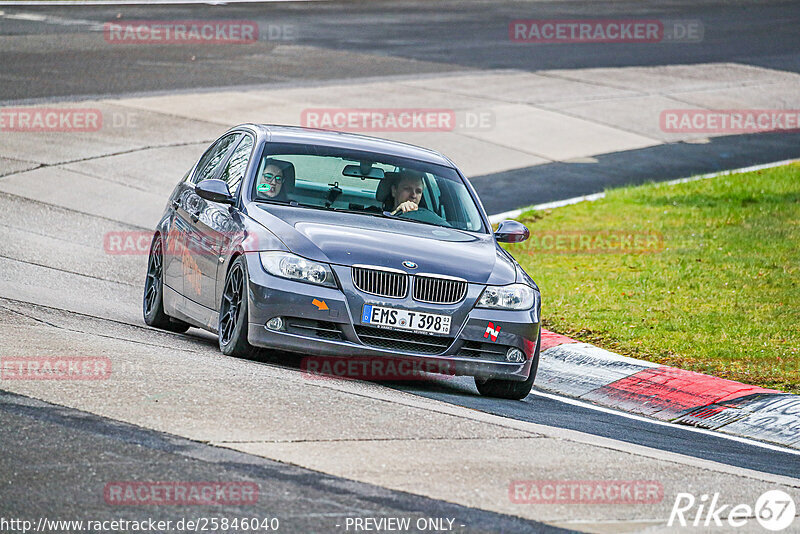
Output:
266 317 284 331
506 347 525 363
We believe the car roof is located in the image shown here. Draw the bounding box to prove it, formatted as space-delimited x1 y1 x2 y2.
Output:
238 124 455 168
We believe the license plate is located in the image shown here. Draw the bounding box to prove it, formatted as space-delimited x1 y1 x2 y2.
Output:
361 305 451 335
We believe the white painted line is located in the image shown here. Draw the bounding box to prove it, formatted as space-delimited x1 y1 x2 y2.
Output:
0 11 106 30
489 193 605 223
0 0 315 4
488 158 800 224
3 12 44 20
529 388 800 456
552 519 664 526
660 157 800 186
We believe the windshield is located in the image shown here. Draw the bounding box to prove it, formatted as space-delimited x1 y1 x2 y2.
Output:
251 142 486 232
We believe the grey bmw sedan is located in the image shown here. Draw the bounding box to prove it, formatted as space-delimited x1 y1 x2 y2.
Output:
143 124 541 399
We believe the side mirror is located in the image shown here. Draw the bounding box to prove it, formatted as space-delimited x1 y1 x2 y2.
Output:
196 179 235 205
494 220 530 243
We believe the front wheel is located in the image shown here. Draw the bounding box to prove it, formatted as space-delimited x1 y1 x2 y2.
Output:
143 235 190 333
474 331 540 400
218 255 256 358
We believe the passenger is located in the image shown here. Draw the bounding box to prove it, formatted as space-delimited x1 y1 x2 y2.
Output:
256 158 295 201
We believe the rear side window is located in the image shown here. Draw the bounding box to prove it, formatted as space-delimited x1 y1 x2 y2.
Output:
192 133 241 184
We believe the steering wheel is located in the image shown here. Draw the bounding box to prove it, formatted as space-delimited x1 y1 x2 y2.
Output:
396 207 451 227
397 206 432 219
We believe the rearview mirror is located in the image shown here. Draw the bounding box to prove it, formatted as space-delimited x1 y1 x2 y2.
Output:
342 164 385 179
195 179 235 205
494 220 530 243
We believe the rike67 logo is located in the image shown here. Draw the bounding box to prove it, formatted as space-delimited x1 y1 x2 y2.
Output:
669 490 796 531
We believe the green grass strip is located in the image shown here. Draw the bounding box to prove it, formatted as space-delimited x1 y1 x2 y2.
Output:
506 163 800 393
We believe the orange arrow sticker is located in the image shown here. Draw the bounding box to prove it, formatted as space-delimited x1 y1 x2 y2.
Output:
312 299 329 311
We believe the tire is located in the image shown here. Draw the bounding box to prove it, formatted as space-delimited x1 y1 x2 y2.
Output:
218 255 256 358
143 235 190 333
474 330 541 400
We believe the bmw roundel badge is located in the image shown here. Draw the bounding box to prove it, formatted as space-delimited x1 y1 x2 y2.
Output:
402 260 418 269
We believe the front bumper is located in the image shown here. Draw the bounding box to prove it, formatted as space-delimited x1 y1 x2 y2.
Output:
244 258 540 381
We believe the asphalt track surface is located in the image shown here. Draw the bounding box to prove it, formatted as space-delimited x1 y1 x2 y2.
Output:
473 131 800 213
2 1 800 530
1 0 799 102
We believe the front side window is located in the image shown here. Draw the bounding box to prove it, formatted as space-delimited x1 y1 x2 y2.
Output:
192 133 241 184
220 135 254 196
251 143 485 232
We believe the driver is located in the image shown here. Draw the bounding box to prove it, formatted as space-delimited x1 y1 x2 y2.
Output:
391 169 425 215
388 169 451 227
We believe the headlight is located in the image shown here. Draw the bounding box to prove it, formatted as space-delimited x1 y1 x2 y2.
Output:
259 252 337 288
476 283 536 310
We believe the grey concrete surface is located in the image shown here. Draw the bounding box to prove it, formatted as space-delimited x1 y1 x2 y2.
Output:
2 62 782 181
0 391 562 534
392 375 800 479
0 104 223 165
0 300 536 444
228 437 797 529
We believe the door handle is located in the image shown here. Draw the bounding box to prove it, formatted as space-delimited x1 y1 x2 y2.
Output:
171 200 179 209
190 209 201 223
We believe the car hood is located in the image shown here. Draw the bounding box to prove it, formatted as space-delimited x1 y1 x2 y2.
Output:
249 204 517 285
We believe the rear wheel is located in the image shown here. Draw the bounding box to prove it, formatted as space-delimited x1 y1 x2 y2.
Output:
218 255 256 358
475 331 540 400
143 236 190 333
